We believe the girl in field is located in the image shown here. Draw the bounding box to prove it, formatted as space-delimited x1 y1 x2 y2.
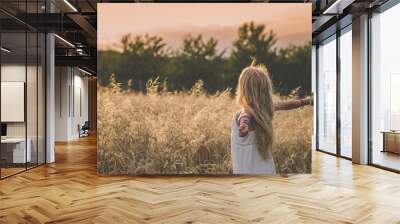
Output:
231 62 312 174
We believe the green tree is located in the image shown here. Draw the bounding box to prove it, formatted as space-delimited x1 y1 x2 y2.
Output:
275 43 311 96
168 34 226 92
98 22 311 96
118 34 167 90
228 22 278 89
98 50 121 86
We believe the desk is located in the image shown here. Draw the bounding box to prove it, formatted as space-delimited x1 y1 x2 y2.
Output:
382 131 400 154
1 138 31 163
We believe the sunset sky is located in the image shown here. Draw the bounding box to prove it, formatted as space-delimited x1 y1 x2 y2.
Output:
98 3 311 53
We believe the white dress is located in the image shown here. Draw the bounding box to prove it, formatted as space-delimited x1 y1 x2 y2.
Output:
231 113 276 174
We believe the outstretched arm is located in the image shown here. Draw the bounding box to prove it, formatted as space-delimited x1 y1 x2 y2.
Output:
274 97 313 111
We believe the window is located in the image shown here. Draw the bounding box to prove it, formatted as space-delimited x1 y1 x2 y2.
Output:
339 26 352 158
317 35 337 154
370 3 400 171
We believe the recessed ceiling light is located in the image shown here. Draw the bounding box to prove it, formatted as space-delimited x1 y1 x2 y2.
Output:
54 34 75 48
63 0 78 12
78 67 92 76
1 47 11 53
323 0 355 15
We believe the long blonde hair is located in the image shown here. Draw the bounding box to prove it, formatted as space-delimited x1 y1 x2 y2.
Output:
236 62 274 160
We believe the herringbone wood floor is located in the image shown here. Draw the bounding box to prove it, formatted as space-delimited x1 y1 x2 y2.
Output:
1 135 400 224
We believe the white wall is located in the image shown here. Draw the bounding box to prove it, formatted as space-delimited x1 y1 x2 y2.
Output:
1 65 26 139
55 67 70 141
1 65 38 138
1 63 46 164
71 73 89 138
55 67 89 141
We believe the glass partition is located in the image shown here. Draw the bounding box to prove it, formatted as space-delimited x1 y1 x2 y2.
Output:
0 2 46 179
317 35 337 154
1 30 28 177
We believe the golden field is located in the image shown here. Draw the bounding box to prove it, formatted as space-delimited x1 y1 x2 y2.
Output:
97 79 313 174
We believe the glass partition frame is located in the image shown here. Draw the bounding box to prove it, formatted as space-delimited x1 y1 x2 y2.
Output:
0 1 47 180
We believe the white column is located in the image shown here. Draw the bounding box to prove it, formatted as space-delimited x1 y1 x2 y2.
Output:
46 32 55 163
352 14 369 164
45 0 56 163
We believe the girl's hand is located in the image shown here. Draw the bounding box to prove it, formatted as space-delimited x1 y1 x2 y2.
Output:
274 96 314 111
238 123 249 137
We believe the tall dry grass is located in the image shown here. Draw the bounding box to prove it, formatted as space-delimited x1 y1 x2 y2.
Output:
97 78 312 174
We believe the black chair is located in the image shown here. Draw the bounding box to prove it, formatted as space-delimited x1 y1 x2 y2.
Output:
79 121 90 138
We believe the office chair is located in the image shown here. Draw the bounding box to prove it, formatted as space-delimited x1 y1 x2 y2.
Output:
79 121 90 138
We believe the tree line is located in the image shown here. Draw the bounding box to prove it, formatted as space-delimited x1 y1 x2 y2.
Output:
98 22 311 96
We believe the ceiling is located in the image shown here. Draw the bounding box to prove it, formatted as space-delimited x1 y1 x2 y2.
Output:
312 0 390 43
0 0 97 74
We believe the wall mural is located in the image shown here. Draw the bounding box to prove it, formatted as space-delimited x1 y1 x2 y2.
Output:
97 3 313 175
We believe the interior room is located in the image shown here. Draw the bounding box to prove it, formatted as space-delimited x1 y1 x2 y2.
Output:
54 66 91 141
0 0 96 179
0 9 46 178
0 0 400 223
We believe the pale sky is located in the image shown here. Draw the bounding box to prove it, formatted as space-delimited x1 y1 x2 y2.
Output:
98 3 311 52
